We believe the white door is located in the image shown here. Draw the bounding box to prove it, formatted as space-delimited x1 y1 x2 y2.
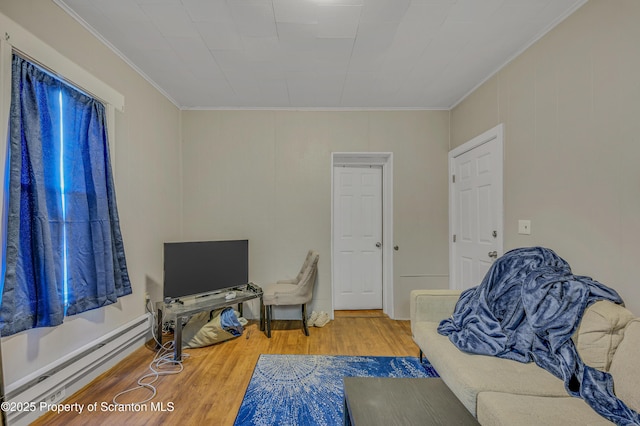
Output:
450 125 503 291
333 165 383 309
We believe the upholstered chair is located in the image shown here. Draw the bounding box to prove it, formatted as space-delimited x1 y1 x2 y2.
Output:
262 250 319 338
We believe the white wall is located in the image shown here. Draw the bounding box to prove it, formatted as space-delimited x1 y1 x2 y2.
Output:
451 0 640 314
0 1 182 385
181 110 450 319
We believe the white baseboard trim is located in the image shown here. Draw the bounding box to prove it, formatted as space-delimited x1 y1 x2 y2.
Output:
4 313 151 426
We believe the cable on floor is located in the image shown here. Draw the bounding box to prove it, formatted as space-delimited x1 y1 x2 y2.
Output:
112 300 189 405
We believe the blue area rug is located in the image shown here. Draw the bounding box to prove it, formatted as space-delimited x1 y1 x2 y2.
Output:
234 354 439 426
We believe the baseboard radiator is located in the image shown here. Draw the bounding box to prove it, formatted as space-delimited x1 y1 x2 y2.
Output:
4 314 151 426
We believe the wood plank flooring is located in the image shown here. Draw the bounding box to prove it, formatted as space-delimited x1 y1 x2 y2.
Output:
32 311 421 426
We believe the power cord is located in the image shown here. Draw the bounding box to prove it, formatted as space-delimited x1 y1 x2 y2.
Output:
112 301 189 405
112 340 188 404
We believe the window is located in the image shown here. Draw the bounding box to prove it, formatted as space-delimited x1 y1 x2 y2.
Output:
0 54 131 336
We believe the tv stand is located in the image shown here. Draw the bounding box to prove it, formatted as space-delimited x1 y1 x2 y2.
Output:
156 283 264 361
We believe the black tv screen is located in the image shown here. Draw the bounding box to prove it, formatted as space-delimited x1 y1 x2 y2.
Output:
163 240 248 301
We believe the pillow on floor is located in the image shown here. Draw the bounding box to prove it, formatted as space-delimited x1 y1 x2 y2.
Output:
182 309 238 349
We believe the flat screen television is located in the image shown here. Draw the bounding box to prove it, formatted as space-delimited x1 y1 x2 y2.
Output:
163 239 248 302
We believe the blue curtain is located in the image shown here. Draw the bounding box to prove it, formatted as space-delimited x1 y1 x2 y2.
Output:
0 54 132 336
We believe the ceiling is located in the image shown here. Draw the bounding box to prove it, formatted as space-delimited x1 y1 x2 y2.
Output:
54 0 587 110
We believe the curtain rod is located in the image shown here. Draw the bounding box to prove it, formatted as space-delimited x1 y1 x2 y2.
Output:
12 47 108 107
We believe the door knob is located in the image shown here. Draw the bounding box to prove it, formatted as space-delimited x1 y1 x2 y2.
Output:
488 251 498 259
376 242 382 248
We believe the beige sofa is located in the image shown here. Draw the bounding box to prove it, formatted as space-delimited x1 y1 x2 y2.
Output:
410 289 640 425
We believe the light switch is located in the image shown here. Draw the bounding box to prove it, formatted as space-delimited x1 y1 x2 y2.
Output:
518 220 531 235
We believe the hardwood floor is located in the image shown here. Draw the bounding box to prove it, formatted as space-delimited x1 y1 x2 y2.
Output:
32 311 421 426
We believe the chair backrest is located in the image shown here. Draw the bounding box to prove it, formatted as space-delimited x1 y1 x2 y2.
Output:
295 251 319 303
295 250 319 285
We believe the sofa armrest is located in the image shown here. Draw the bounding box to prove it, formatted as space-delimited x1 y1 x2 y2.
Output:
410 289 462 325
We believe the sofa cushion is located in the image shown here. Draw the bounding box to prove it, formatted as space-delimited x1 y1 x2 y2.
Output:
609 319 640 413
410 290 461 332
413 321 567 417
573 301 634 371
477 392 614 426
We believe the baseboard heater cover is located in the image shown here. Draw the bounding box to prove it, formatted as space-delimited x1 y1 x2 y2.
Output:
4 313 151 425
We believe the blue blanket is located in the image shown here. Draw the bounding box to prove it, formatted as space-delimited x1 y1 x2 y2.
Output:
220 307 244 337
438 247 640 425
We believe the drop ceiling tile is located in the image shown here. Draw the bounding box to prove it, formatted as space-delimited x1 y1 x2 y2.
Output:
492 2 551 23
436 19 484 47
139 4 200 38
316 4 362 38
210 49 249 72
273 0 318 24
228 0 277 37
286 72 345 107
107 20 167 51
402 1 451 25
390 2 450 50
277 23 318 51
324 0 364 5
93 0 150 22
225 71 263 101
257 76 291 107
184 57 226 82
377 43 427 75
165 36 214 62
130 47 176 69
181 0 234 22
341 72 378 106
408 50 453 79
137 3 189 20
282 46 351 74
394 73 429 103
448 0 503 22
369 70 403 95
195 21 244 51
352 21 424 74
224 78 287 108
360 0 410 23
138 59 195 95
352 21 399 56
277 51 326 73
248 60 287 75
347 53 386 73
165 80 222 108
135 0 182 4
179 77 238 108
207 80 240 99
213 50 283 81
308 38 354 66
241 36 283 62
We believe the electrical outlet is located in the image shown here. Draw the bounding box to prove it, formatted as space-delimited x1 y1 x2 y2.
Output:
145 292 152 307
518 220 531 235
42 387 66 405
